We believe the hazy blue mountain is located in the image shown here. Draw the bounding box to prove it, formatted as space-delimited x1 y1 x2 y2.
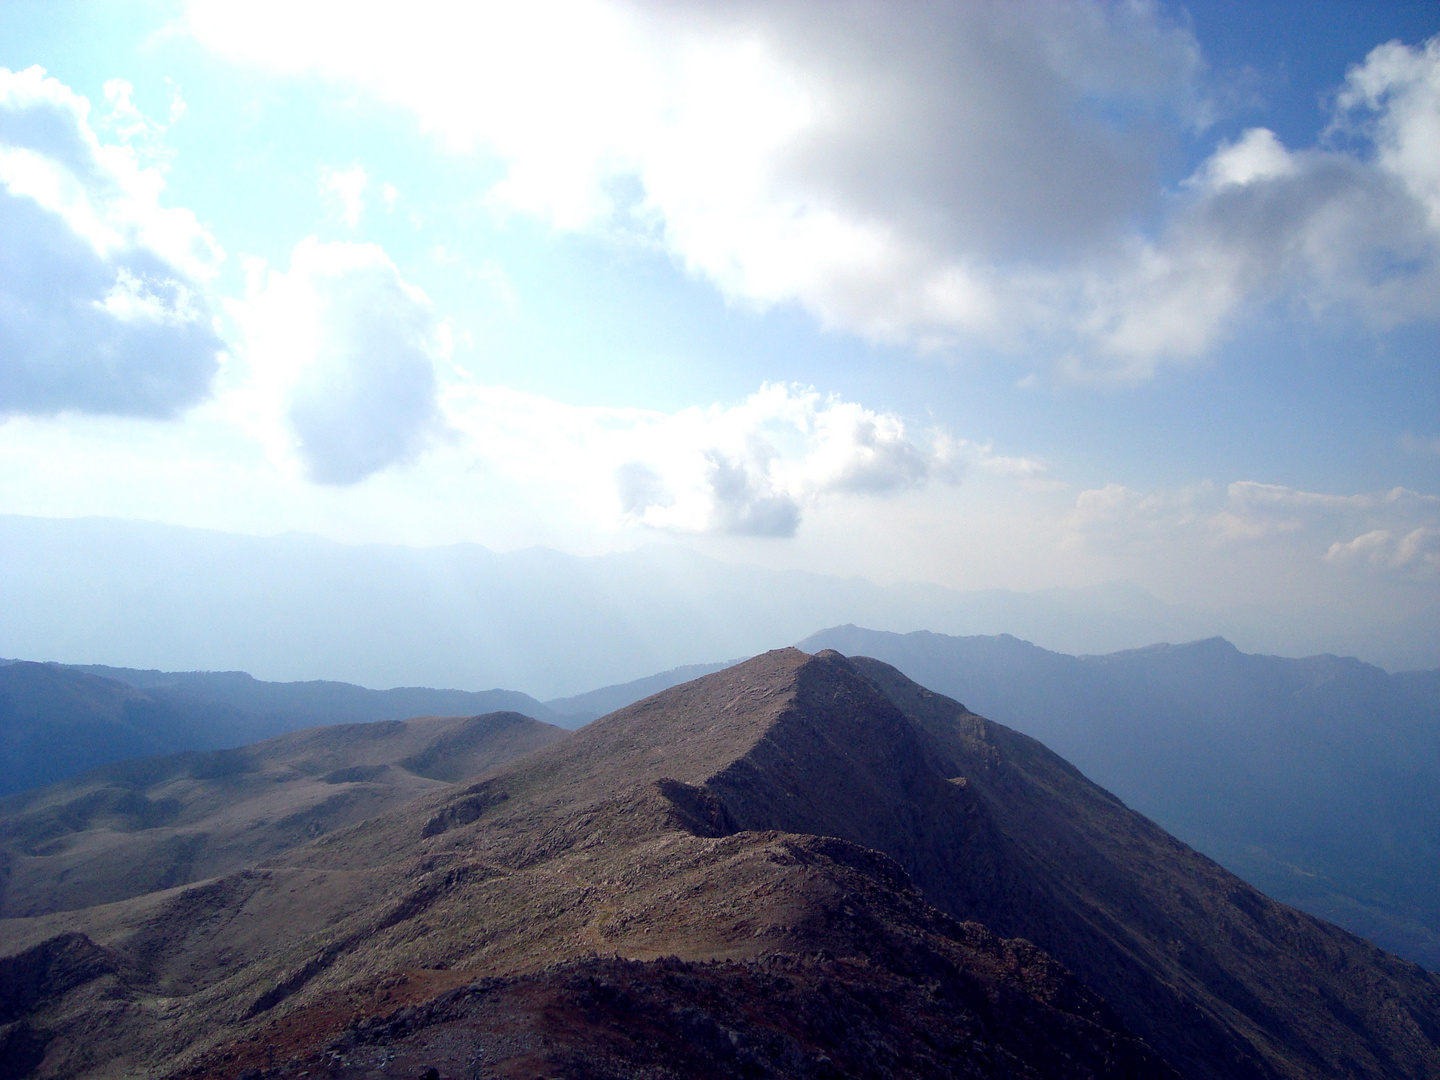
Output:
69 663 558 729
0 651 765 794
0 662 253 796
0 660 558 796
799 625 1440 969
11 512 1426 700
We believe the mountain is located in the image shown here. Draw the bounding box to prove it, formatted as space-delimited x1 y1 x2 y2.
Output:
8 512 1432 699
799 625 1440 969
4 649 1440 1079
0 660 561 797
66 662 561 729
0 709 566 918
541 658 745 723
0 663 257 797
0 655 750 798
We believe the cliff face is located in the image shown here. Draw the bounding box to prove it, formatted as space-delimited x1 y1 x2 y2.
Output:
3 649 1439 1079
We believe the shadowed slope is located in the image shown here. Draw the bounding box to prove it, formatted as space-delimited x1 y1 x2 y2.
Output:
0 663 255 796
799 625 1440 968
0 659 566 798
842 656 1440 1080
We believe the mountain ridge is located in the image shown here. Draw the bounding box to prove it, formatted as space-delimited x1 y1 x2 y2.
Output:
800 625 1440 969
5 648 1440 1079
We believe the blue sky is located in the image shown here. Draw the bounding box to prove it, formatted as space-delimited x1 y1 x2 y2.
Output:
0 0 1438 655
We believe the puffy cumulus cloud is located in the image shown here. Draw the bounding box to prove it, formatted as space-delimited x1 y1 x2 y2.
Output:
234 237 446 484
186 3 1440 377
0 66 223 417
182 2 1192 352
1337 36 1440 232
1072 478 1440 578
1073 126 1440 379
441 382 960 538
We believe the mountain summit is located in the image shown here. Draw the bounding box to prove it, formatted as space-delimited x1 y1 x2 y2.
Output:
4 649 1440 1079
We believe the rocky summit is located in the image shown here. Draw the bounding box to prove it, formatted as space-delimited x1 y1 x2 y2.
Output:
4 648 1440 1079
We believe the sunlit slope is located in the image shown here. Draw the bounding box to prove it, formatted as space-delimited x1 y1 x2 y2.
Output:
0 710 567 915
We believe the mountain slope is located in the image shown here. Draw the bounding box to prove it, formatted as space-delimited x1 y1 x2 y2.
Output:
0 710 568 916
798 625 1440 967
0 663 255 796
3 650 1439 1079
541 658 745 724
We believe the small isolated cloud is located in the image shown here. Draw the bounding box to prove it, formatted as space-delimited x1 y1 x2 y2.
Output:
1400 432 1440 456
0 66 223 418
236 237 445 484
319 164 368 227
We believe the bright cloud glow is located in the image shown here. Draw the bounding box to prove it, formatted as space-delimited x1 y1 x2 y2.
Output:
440 381 960 538
319 164 368 228
233 237 446 484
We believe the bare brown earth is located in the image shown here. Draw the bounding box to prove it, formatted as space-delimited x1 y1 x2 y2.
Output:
0 711 567 917
3 649 1440 1079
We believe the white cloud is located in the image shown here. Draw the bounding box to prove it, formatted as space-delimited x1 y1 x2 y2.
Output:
1327 528 1440 572
438 381 958 538
181 2 1191 353
0 66 223 417
186 3 1440 378
1071 478 1440 580
233 237 446 484
1336 35 1440 232
319 164 368 227
1071 112 1440 381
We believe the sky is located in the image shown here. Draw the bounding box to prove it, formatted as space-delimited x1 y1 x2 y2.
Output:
1 0 1438 657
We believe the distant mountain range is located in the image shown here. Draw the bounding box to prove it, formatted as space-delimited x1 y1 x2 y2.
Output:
9 626 1440 974
0 661 556 798
5 651 1440 1079
4 513 1435 698
802 625 1440 969
0 658 741 797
